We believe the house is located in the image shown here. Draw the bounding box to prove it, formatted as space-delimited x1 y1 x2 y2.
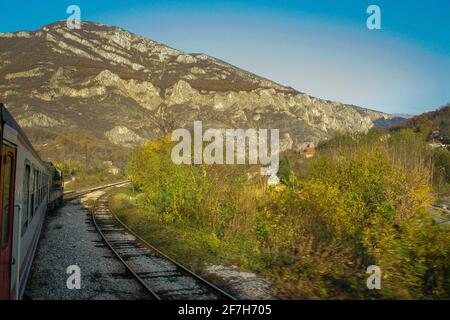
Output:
104 160 120 175
108 166 120 175
427 131 448 149
299 144 316 158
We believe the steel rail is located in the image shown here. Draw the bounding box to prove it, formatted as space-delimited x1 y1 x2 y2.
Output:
63 181 130 202
91 191 237 300
91 193 161 300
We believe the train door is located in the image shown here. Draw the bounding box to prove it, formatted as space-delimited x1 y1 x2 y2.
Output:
0 145 17 299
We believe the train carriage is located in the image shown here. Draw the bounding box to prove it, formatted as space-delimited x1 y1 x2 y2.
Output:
45 162 63 210
0 103 62 300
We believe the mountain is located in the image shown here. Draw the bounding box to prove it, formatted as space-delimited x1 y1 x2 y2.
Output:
390 104 450 143
0 21 392 165
373 116 409 128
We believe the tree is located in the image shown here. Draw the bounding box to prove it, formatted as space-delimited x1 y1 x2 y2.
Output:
278 155 293 186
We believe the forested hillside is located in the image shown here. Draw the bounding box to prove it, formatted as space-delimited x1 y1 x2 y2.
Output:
391 104 450 143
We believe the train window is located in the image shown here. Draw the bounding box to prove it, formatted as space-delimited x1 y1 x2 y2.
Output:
39 172 42 202
36 172 39 206
41 172 44 202
37 171 41 205
41 174 44 200
43 174 46 201
22 165 31 235
30 169 35 218
1 154 13 248
34 169 38 211
45 174 49 200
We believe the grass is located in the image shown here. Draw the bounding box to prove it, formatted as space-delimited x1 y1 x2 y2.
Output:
108 186 270 284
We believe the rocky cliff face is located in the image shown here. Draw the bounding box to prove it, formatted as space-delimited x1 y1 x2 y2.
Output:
0 21 391 151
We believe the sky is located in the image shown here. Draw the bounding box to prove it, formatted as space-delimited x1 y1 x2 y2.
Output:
0 0 449 115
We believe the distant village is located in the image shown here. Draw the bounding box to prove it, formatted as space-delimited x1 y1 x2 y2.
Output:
298 130 450 156
427 131 449 150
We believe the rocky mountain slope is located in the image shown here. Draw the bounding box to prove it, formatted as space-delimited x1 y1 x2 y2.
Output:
0 21 391 159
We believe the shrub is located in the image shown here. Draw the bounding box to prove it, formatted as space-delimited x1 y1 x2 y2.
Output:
126 136 259 237
125 130 449 299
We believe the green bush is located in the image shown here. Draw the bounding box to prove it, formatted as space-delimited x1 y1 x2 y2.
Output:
124 130 450 299
126 137 257 236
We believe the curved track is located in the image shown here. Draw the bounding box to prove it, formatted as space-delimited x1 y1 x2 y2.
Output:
63 181 130 201
91 192 236 300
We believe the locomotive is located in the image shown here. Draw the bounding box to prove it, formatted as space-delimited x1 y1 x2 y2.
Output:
0 103 63 300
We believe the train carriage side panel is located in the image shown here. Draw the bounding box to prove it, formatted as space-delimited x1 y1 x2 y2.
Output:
46 162 64 209
1 105 49 300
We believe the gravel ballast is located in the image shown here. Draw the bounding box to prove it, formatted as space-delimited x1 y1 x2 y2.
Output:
26 190 151 300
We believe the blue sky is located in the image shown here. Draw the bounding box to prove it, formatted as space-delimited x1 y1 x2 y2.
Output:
1 0 449 115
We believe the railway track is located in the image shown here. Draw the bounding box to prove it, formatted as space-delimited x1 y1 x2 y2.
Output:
91 192 236 300
63 181 130 201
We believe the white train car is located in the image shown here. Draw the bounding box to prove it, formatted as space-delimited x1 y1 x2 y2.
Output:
0 104 50 300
